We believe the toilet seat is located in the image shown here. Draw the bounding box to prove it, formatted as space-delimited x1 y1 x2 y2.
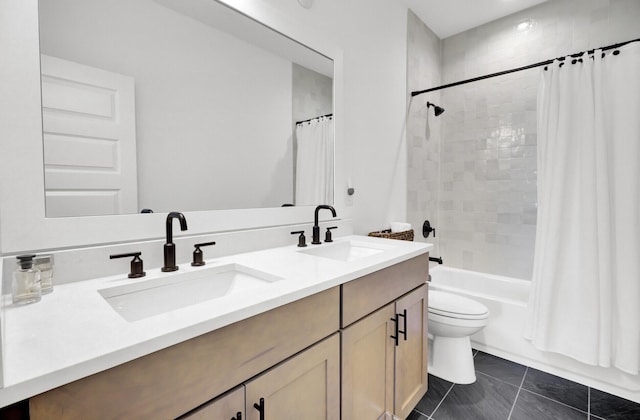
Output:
428 290 489 320
428 311 488 328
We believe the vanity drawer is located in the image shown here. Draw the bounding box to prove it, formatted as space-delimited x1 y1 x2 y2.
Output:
341 254 429 327
30 286 340 419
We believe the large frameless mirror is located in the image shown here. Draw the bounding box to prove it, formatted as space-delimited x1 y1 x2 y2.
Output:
38 0 334 217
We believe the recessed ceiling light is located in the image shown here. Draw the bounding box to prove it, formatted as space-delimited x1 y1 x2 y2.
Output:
515 18 534 32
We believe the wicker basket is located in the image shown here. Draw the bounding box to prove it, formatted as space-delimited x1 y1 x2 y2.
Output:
368 229 414 242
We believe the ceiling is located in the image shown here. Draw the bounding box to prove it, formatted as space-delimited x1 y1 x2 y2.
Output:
401 0 550 39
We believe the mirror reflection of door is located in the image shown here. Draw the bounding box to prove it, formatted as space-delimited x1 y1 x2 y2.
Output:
41 55 138 217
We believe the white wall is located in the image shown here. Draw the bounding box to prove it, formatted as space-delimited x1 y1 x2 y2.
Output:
39 0 294 212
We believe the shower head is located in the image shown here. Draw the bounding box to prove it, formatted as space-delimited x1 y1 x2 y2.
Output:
426 101 445 116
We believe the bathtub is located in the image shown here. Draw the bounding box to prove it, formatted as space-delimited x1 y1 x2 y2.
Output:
428 265 640 404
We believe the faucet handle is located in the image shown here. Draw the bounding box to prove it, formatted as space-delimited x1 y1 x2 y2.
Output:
325 226 338 243
291 231 307 248
110 252 145 278
422 220 436 238
191 241 216 266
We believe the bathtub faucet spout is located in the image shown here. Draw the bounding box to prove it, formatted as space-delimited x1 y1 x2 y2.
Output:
430 256 443 264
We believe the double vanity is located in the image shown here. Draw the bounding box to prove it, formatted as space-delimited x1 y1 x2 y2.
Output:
3 234 431 419
3 0 429 417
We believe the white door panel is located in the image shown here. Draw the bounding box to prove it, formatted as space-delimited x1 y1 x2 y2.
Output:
45 191 121 217
43 133 118 169
40 54 137 217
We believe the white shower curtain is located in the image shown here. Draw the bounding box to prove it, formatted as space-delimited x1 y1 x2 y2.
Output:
526 42 640 374
295 116 334 206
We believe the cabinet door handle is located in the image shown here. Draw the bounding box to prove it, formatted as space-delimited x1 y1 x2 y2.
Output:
253 397 265 420
390 314 399 346
398 309 407 341
231 412 242 420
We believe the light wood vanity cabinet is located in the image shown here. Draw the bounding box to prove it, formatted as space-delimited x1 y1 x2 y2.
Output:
245 333 340 420
342 254 429 420
30 253 428 420
181 386 244 420
394 285 429 418
342 254 428 327
184 334 340 420
342 302 396 419
30 287 340 419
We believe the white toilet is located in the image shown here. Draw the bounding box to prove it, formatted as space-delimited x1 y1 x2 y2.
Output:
428 290 490 384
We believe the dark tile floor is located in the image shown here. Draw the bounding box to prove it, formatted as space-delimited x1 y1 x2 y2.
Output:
408 350 640 420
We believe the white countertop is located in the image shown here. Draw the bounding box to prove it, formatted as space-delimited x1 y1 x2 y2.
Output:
0 235 430 406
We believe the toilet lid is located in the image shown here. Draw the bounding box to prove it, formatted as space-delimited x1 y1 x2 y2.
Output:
429 290 489 320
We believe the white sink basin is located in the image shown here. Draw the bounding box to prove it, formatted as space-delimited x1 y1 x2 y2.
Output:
298 240 396 262
98 263 282 322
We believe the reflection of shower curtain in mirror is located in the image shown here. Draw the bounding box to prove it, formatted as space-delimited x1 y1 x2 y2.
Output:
295 117 334 206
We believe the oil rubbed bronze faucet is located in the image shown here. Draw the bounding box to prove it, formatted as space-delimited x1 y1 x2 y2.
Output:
162 212 188 272
312 205 337 244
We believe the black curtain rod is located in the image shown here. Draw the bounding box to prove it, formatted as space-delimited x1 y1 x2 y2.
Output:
411 38 640 97
296 113 333 125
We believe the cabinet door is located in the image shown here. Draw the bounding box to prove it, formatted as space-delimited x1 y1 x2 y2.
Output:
342 303 395 420
394 285 428 419
245 334 340 420
182 386 244 420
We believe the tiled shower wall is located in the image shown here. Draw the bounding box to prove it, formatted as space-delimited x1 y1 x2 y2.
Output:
292 63 333 124
408 0 640 279
406 10 442 258
437 56 538 279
